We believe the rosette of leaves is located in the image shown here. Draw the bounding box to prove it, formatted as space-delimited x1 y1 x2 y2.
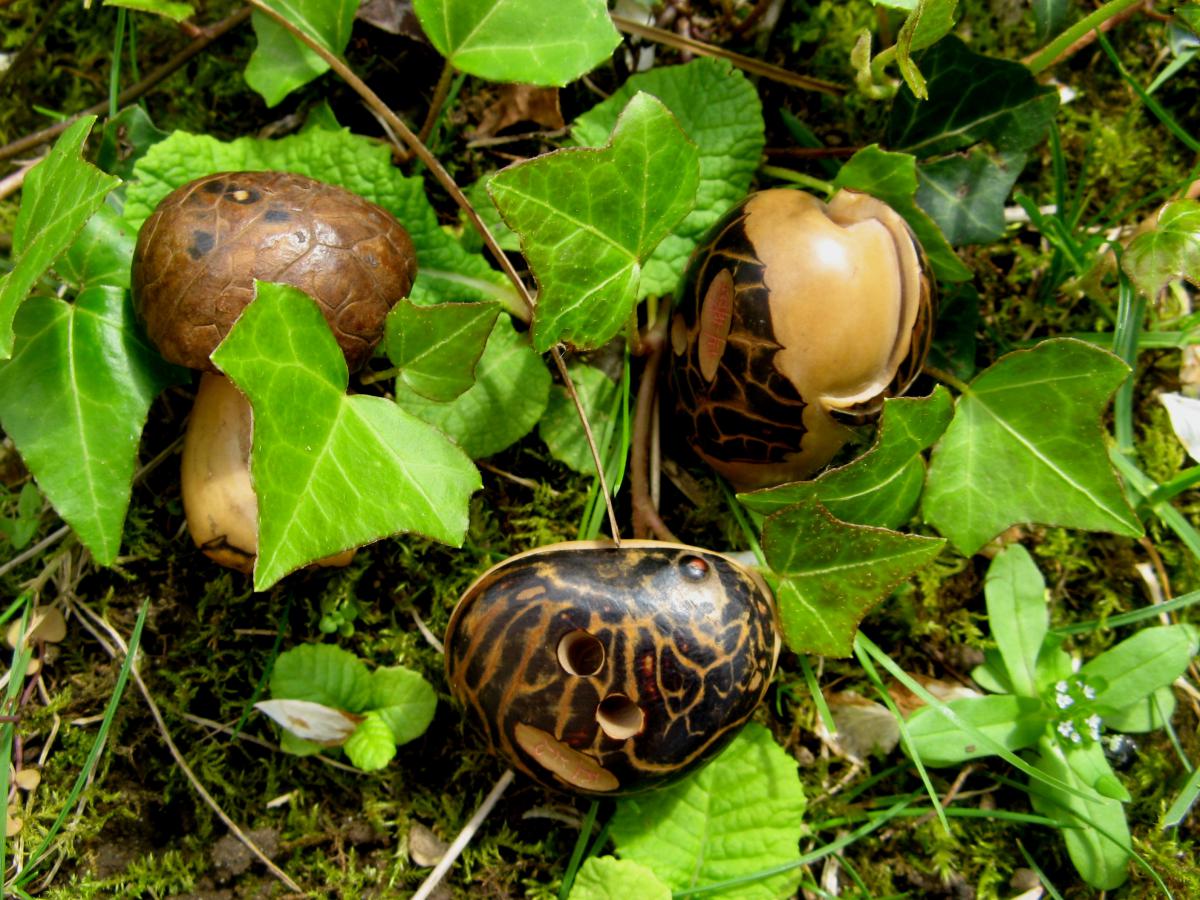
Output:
904 544 1199 889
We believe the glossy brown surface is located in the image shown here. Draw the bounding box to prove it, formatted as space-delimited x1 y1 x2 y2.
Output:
444 541 779 796
132 171 417 371
669 189 935 489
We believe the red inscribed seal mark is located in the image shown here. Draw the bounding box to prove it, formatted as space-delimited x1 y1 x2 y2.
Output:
698 269 734 381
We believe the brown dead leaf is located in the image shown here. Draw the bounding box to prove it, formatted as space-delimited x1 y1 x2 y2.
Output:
469 85 564 140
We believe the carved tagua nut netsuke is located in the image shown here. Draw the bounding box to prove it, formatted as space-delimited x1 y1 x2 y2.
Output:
444 541 780 795
669 188 936 490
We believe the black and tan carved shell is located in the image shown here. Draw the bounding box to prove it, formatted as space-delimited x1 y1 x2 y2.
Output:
132 171 417 372
444 541 779 795
668 189 935 490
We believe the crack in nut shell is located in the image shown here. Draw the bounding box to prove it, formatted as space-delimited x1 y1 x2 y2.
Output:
444 540 780 796
131 171 418 372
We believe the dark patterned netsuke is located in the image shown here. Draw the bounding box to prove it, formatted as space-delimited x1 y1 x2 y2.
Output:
132 171 416 371
669 207 809 467
444 541 779 795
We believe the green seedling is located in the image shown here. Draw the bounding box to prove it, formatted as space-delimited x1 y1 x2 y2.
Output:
906 544 1198 889
258 643 437 772
0 482 41 550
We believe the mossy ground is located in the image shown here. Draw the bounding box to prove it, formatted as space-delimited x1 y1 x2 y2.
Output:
1 0 1199 897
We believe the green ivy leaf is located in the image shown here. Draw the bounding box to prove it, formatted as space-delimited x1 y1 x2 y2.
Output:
490 92 699 352
383 300 500 401
833 144 971 281
905 695 1045 765
394 314 551 458
0 116 119 358
610 724 806 899
0 288 183 565
1029 736 1132 890
538 363 619 475
243 0 357 107
569 857 672 900
915 148 1027 246
762 499 945 657
124 126 515 311
1081 624 1199 714
739 388 954 530
887 36 1059 158
1032 0 1071 43
984 545 1047 698
270 644 373 711
97 105 170 179
369 666 438 746
1122 199 1200 299
571 58 765 297
56 203 136 290
344 711 398 771
412 0 619 86
211 283 481 591
103 0 194 21
923 339 1143 556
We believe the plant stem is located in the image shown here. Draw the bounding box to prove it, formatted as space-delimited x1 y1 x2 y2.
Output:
1143 466 1200 508
1112 272 1145 455
759 165 835 196
417 61 455 147
109 8 126 120
1025 0 1146 74
921 364 970 395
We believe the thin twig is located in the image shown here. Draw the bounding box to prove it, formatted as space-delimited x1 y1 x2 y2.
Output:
417 61 455 147
552 348 622 546
611 13 844 96
411 768 516 900
0 7 252 164
0 527 70 579
72 602 304 894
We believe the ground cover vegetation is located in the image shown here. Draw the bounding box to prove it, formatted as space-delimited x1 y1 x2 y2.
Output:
0 0 1199 896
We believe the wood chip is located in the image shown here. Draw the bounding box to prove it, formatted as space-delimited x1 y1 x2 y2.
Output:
408 822 449 867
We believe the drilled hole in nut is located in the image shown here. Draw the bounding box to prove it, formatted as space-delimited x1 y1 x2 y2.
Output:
557 630 605 677
680 555 709 580
596 694 645 740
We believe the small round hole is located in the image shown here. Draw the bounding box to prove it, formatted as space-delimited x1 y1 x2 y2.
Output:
596 694 645 740
680 555 709 581
557 630 605 677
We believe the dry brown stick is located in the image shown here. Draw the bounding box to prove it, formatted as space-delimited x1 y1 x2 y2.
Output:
0 6 252 164
611 13 844 96
70 601 304 895
417 60 456 147
631 318 678 542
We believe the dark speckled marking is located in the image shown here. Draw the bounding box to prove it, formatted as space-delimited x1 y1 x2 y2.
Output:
187 230 215 260
264 207 291 223
201 180 225 194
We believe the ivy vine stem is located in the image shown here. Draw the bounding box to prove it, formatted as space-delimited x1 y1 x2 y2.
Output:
1025 0 1146 74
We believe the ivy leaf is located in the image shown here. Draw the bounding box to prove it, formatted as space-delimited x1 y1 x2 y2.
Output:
610 724 806 899
270 644 374 711
103 0 194 21
915 148 1027 246
887 36 1059 158
369 666 438 746
97 105 170 179
56 203 136 290
0 288 184 565
243 0 357 107
210 283 481 591
490 92 699 352
394 314 551 458
412 0 619 86
383 300 500 401
538 363 620 474
0 116 119 358
569 858 672 900
124 126 516 311
1032 0 1071 43
984 545 1047 698
571 58 765 297
762 499 945 657
923 339 1143 556
833 145 970 281
1122 199 1200 299
344 711 398 772
740 388 954 530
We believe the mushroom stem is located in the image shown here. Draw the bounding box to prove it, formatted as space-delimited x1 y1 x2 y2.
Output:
181 373 353 574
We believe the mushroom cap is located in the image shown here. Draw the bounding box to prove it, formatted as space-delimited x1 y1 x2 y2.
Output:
668 188 935 489
131 171 418 372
